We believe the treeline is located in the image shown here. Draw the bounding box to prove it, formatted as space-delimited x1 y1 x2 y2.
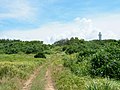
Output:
0 39 51 54
54 37 120 80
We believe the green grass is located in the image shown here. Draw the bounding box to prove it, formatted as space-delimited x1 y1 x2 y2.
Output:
86 78 120 90
0 54 46 90
30 65 47 90
52 65 120 90
0 52 120 90
0 77 22 90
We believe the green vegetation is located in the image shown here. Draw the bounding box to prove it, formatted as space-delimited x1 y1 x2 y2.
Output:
0 39 50 54
86 78 120 90
52 38 120 90
0 38 120 90
30 65 47 90
34 52 46 58
56 38 120 80
0 54 46 90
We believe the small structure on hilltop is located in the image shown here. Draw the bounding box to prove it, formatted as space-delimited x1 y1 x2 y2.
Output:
98 32 102 40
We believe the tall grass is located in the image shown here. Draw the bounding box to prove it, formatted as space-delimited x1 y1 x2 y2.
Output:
86 78 120 90
0 54 46 90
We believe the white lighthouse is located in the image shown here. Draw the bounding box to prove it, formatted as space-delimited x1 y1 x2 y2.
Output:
98 32 102 40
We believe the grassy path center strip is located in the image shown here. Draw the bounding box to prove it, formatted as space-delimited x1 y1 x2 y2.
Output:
22 65 43 90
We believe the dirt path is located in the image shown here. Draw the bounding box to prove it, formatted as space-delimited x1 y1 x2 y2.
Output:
22 55 56 90
45 68 55 90
22 66 42 90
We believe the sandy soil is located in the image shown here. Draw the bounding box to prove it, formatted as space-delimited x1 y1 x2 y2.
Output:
45 69 55 90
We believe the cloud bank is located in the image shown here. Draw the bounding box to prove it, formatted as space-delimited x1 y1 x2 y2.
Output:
0 18 97 43
1 17 120 44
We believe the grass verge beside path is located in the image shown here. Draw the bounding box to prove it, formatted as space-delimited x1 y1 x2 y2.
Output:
51 53 120 90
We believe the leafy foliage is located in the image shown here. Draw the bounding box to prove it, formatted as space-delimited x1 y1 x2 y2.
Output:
34 52 46 58
91 49 120 79
60 38 120 80
0 39 50 54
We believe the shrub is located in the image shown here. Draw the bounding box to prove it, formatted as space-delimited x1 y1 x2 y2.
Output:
90 50 120 79
4 48 18 54
63 55 91 76
34 52 46 58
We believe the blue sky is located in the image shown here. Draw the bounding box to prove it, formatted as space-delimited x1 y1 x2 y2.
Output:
0 0 120 43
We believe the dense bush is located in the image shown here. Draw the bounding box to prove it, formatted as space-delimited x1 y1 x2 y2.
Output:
91 49 120 79
34 52 46 58
61 38 120 80
0 39 50 54
63 55 91 76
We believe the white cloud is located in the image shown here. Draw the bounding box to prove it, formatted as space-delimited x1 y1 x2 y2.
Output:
93 14 120 39
0 18 98 44
0 0 36 21
1 17 120 44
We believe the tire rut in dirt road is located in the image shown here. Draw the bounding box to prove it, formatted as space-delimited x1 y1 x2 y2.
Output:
45 69 55 90
22 66 42 90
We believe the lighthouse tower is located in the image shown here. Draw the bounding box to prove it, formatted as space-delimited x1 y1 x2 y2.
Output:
98 32 102 40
